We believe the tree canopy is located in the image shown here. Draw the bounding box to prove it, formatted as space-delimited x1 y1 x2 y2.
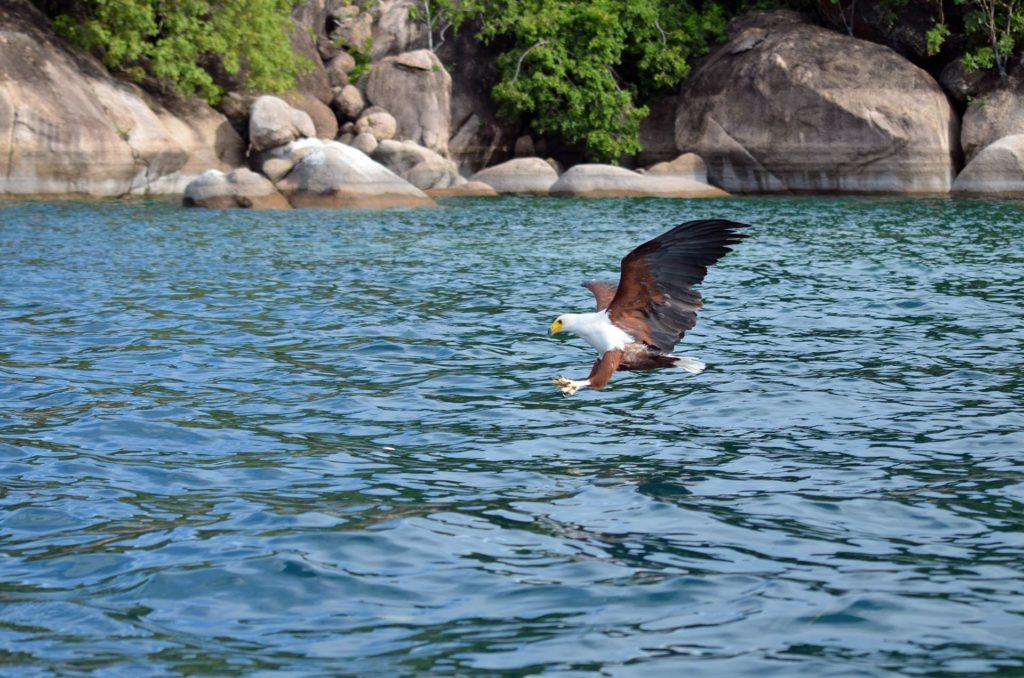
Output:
38 0 306 104
465 0 727 162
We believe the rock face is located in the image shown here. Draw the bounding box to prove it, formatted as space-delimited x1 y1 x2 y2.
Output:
469 157 559 195
952 134 1024 196
183 168 291 209
273 139 436 208
364 50 451 155
0 0 243 197
675 11 959 193
371 139 464 190
549 164 728 198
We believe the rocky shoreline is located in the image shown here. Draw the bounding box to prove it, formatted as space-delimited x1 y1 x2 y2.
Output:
3 0 1024 205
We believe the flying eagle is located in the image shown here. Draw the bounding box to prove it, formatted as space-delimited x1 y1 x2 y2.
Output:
548 219 748 395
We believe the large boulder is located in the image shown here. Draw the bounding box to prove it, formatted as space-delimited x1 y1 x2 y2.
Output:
675 11 958 193
273 139 436 208
952 135 1024 196
249 96 316 152
364 50 451 155
371 139 463 190
183 168 291 209
0 0 244 197
549 164 728 198
469 158 559 195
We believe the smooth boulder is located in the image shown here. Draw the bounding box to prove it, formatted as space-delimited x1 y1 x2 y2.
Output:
469 158 558 195
426 181 499 198
675 11 958 193
183 168 291 209
273 139 436 208
952 135 1024 196
549 164 728 198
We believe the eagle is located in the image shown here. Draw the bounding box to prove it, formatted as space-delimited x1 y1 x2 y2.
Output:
548 218 749 396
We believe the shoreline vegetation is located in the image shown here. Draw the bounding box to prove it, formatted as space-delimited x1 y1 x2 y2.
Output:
3 0 1024 204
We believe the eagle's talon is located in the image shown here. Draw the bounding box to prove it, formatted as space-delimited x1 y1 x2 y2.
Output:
553 377 582 396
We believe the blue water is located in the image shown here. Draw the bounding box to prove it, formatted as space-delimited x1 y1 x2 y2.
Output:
1 196 1023 676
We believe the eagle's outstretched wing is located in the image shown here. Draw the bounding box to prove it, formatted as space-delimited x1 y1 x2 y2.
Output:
606 219 748 352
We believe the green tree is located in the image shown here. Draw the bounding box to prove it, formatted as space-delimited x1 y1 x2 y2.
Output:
957 0 1024 81
467 0 726 163
45 0 306 104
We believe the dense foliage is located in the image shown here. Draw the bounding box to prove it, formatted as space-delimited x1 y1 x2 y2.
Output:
36 0 305 103
464 0 727 162
30 0 1024 160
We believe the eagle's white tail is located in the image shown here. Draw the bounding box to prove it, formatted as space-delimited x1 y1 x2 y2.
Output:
671 355 706 374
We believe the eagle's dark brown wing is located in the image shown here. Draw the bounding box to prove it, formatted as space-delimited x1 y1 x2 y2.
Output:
583 280 618 311
607 219 748 352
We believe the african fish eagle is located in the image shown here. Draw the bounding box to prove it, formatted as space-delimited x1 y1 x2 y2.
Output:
548 218 749 395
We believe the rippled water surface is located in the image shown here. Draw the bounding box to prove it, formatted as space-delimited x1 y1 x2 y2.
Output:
2 196 1023 676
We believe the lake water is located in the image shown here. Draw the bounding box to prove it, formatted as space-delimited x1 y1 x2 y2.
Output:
1 196 1023 676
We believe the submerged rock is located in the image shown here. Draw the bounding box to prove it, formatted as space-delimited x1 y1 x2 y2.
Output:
952 134 1024 196
469 157 559 195
183 168 290 209
549 164 728 198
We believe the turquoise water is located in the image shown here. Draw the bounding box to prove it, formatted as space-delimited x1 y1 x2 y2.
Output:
1 196 1023 676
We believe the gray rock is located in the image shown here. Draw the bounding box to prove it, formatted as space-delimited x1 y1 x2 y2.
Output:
549 164 728 198
273 139 435 208
183 168 291 209
371 139 463 190
364 50 451 154
0 0 244 197
427 181 499 198
675 11 958 193
961 85 1024 164
355 107 398 141
952 134 1024 196
249 96 316 152
333 84 366 121
350 132 379 155
645 153 708 184
286 92 338 140
469 157 559 195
